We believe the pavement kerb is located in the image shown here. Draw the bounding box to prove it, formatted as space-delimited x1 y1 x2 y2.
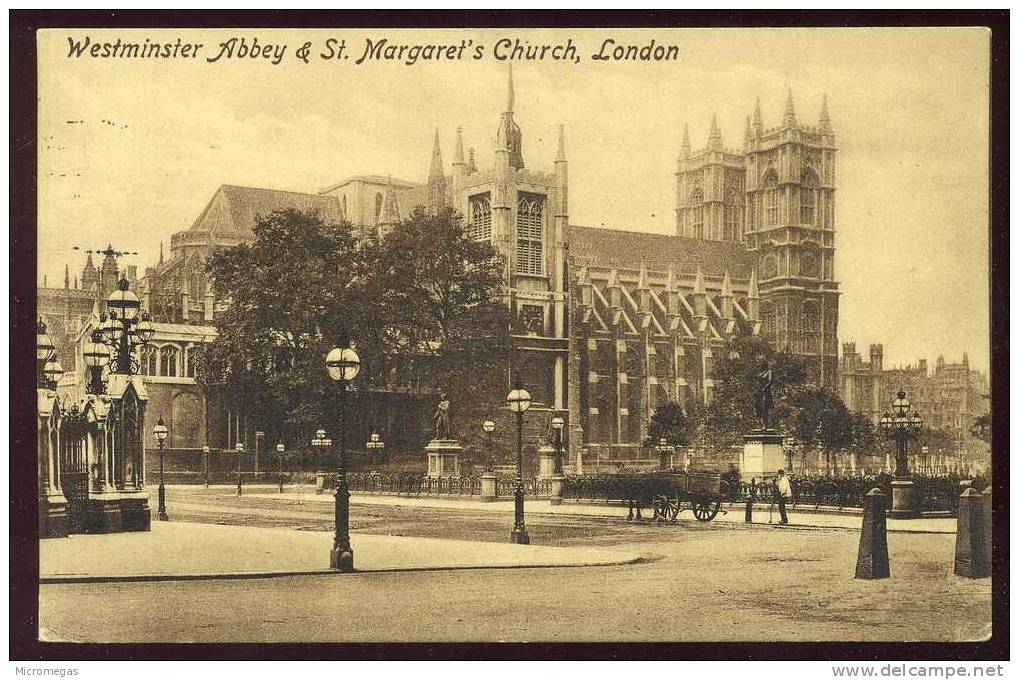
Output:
40 554 644 585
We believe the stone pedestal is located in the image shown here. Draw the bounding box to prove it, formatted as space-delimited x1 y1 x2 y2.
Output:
39 494 69 539
537 445 556 480
741 431 786 481
426 439 463 479
855 487 890 579
480 473 497 502
549 474 565 506
889 478 919 519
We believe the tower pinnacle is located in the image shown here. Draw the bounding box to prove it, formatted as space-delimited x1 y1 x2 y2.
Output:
507 61 515 112
707 113 722 150
783 87 797 127
744 116 753 146
429 129 444 181
495 64 524 170
453 126 465 165
680 123 691 158
753 97 763 135
556 124 566 162
819 93 832 132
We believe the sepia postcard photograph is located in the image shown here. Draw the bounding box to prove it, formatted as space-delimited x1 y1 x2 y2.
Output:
10 10 1007 665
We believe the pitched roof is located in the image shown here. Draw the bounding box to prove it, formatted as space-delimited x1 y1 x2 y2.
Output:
189 185 343 237
568 225 754 279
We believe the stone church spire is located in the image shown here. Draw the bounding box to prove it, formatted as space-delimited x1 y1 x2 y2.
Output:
495 64 524 170
427 129 446 215
753 97 764 136
680 122 691 158
743 116 753 146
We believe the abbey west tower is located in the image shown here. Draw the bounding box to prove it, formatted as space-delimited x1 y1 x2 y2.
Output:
676 91 839 388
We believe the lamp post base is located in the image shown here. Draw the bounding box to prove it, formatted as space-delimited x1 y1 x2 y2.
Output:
889 478 919 519
330 546 354 572
510 528 530 545
157 484 168 522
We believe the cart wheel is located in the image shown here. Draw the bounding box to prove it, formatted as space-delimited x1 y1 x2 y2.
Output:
667 495 681 522
651 495 666 522
693 499 721 521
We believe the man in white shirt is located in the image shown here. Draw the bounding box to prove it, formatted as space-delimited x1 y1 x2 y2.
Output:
775 469 792 525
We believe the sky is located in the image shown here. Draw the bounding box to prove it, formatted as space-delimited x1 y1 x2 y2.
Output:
36 27 991 375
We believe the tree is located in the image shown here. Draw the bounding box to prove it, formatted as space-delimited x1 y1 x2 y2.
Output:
698 336 808 450
196 205 511 459
970 413 991 444
647 401 692 447
787 387 855 476
195 208 366 446
364 206 511 452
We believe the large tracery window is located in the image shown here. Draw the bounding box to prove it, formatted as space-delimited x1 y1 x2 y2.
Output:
762 170 779 226
801 168 819 226
140 345 158 376
689 189 704 239
516 193 544 275
723 191 742 242
468 193 492 241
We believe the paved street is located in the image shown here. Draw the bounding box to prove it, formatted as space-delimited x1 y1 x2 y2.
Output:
39 485 991 643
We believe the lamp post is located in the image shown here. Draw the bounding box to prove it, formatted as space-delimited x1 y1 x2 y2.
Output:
235 441 244 496
657 438 670 470
551 416 565 475
276 442 285 493
784 436 796 474
506 378 531 545
325 344 360 572
482 419 495 473
879 390 923 518
154 416 169 521
96 277 155 381
366 432 383 467
202 445 210 487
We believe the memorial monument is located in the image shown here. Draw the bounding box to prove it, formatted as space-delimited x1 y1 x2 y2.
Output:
425 392 463 478
741 360 786 481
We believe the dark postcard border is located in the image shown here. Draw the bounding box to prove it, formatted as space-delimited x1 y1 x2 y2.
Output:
9 8 1009 662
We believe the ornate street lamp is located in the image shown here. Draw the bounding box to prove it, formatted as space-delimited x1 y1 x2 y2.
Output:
82 337 111 394
202 444 210 488
657 437 671 470
879 390 923 518
506 378 531 545
84 277 154 394
235 441 245 496
482 419 496 473
153 416 169 521
784 436 796 474
366 431 384 466
276 442 286 494
551 416 565 476
325 344 360 572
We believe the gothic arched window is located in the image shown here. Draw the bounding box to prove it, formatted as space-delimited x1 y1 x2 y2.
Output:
374 193 384 221
689 189 704 239
468 193 492 241
801 168 819 226
189 272 204 299
159 345 179 377
762 170 779 226
184 346 197 378
760 301 777 343
723 190 742 242
140 345 158 376
516 194 544 275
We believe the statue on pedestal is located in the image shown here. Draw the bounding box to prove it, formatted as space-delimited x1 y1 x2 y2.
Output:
433 392 452 441
753 360 775 432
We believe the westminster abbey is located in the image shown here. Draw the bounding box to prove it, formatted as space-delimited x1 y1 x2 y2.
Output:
50 70 839 459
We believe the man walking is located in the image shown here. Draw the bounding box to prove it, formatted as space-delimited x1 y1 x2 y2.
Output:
775 469 792 525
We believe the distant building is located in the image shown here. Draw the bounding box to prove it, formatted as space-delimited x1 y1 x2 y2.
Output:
839 342 990 460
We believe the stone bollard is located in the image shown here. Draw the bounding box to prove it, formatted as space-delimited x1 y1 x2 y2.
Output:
549 474 564 506
855 487 890 580
954 487 990 578
983 487 992 574
744 491 754 523
480 472 497 503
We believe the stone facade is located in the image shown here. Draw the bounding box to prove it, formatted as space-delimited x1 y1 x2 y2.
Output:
42 73 842 459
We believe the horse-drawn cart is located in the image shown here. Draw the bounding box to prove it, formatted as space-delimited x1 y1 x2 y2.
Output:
596 470 724 522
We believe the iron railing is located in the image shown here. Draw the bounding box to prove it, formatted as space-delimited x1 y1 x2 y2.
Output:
323 472 551 498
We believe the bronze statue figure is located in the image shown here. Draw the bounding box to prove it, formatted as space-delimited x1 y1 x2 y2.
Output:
433 392 451 440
